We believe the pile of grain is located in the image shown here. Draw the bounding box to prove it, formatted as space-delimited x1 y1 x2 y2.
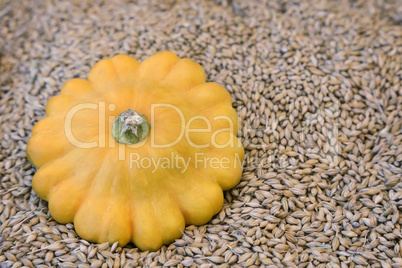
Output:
0 0 401 267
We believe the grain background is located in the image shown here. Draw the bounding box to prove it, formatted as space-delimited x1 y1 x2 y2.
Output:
0 0 401 267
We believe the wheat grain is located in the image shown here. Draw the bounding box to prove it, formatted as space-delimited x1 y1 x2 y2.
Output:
0 0 401 267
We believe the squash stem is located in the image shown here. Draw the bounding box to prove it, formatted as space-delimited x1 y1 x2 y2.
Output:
112 109 150 145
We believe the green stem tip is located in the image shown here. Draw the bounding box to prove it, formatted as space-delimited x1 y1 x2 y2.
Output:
112 109 150 145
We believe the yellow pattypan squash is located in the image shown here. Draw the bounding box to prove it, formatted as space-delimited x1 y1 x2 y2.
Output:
27 51 244 251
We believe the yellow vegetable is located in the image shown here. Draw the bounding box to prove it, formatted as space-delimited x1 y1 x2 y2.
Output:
27 51 244 251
